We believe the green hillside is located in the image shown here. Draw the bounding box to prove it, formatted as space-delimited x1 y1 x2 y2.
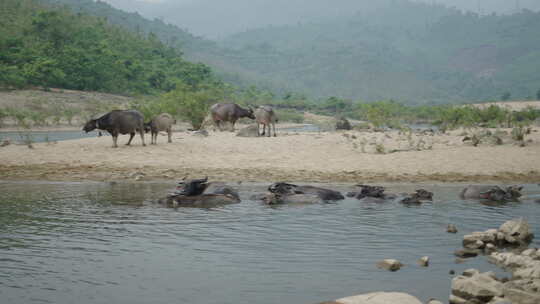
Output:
5 0 540 106
0 0 215 94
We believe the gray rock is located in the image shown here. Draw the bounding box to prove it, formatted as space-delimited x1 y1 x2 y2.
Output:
462 268 480 277
448 294 467 304
455 249 479 258
498 218 534 245
451 271 504 302
427 300 444 304
334 292 422 304
376 259 403 272
463 231 496 248
447 224 458 233
417 256 429 267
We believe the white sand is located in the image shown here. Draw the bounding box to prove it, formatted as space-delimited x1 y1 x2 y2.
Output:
1 127 539 182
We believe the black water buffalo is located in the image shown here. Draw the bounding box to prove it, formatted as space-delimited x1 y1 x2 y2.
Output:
210 103 255 131
159 177 240 208
347 185 433 204
460 185 522 202
262 182 345 204
144 113 175 144
83 110 146 148
254 106 278 137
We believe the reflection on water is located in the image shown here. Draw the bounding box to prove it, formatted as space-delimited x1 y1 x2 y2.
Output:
0 181 539 304
0 130 98 143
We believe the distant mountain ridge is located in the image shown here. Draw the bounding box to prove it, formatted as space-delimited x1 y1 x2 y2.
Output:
40 0 540 104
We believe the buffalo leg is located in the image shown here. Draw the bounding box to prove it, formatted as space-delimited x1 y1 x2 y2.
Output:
151 131 156 145
126 132 135 145
112 131 119 148
167 128 172 143
272 122 276 137
261 124 266 136
257 123 260 136
230 120 236 132
139 130 146 146
215 121 223 131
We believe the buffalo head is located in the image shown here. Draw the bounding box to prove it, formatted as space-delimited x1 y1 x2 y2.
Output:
479 186 508 202
506 185 523 199
83 119 97 133
246 107 255 119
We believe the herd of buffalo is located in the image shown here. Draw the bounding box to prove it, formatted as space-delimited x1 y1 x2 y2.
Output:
82 103 278 147
158 178 524 208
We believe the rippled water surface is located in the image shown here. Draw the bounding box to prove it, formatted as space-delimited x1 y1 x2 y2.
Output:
1 181 539 304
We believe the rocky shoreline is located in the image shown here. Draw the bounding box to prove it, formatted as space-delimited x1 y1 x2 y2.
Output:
318 218 539 304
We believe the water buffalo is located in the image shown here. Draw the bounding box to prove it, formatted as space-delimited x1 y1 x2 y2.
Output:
210 103 255 131
262 182 344 204
159 177 240 208
347 185 433 204
460 185 523 202
254 106 278 137
83 110 146 147
144 113 175 145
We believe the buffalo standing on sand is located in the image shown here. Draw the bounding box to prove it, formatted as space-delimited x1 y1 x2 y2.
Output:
210 103 255 131
254 106 278 137
144 113 175 145
83 110 146 148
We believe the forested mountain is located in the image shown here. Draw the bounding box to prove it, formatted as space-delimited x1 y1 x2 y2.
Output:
3 0 540 105
218 2 540 103
0 0 215 94
101 0 540 39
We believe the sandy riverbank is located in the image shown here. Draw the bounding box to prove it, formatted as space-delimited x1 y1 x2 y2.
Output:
1 127 540 183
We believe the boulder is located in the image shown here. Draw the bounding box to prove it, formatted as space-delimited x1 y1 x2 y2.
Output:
447 224 458 233
498 218 534 245
503 279 540 304
333 292 422 304
463 231 496 248
455 249 479 258
417 256 429 267
376 259 403 272
451 271 504 303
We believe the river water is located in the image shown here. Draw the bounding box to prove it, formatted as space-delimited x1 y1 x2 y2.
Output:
1 181 539 304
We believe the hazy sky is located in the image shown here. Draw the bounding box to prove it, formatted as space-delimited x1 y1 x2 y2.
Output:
102 0 540 39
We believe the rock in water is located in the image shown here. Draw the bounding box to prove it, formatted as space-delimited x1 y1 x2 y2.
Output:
498 218 534 245
417 256 430 267
451 271 503 303
376 259 403 271
332 292 422 304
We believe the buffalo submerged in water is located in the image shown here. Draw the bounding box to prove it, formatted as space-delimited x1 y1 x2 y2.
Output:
83 110 146 148
159 177 241 208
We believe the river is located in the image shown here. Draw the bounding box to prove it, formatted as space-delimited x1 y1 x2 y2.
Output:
1 181 538 304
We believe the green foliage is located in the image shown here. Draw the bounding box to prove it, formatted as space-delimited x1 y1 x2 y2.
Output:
0 0 215 94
